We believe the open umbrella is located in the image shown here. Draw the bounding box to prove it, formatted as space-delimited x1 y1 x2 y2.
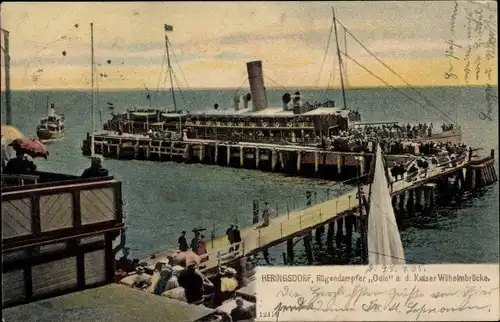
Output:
173 250 201 267
1 125 24 143
9 138 49 159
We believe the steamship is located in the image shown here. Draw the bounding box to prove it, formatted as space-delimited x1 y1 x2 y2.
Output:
102 60 361 146
36 102 66 143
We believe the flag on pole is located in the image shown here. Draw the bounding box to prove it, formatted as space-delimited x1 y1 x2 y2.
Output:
164 24 173 32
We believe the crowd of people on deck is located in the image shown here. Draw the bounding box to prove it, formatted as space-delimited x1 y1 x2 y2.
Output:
1 139 109 181
115 243 254 321
321 122 460 155
388 142 469 185
2 150 37 175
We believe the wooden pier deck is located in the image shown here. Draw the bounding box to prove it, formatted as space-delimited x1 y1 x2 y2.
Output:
145 155 495 273
85 132 417 181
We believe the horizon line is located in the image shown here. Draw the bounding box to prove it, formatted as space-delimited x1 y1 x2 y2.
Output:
1 84 497 92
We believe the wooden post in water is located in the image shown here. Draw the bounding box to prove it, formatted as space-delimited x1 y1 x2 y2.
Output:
306 191 312 206
423 187 430 210
296 151 301 173
286 239 294 265
415 188 423 211
407 189 415 214
211 223 215 248
252 200 259 224
226 146 231 166
200 144 205 162
271 149 277 171
398 192 405 211
335 217 344 248
240 146 244 167
345 215 354 251
214 143 219 165
327 221 335 246
337 154 343 176
303 234 314 264
282 252 287 265
314 151 319 173
255 147 260 169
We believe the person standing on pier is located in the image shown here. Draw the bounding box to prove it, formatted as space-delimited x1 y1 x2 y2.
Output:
178 231 188 250
197 235 207 256
233 226 242 251
190 231 200 254
226 225 235 251
262 202 270 227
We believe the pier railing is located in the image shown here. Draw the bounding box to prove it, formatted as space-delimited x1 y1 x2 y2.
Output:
202 158 470 266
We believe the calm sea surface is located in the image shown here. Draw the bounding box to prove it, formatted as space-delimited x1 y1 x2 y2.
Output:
1 87 498 264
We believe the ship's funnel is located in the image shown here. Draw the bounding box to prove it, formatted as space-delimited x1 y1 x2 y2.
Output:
48 103 56 117
233 95 240 111
246 60 268 111
292 91 302 114
243 93 251 110
282 93 291 111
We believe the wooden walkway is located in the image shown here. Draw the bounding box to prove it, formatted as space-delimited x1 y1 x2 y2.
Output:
146 158 471 273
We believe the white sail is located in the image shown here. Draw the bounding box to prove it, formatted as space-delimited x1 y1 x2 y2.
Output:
367 143 406 264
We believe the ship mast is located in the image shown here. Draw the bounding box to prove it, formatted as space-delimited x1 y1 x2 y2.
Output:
332 7 347 110
90 22 95 157
1 28 12 125
164 25 177 113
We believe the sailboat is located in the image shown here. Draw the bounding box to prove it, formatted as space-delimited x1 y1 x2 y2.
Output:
360 142 406 265
36 101 65 143
110 24 186 136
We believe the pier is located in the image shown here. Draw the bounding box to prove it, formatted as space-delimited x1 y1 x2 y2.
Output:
83 132 416 180
141 151 497 274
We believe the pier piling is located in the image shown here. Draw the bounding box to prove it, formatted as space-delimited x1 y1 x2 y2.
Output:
337 155 342 176
215 144 219 165
327 222 335 245
271 149 277 171
286 239 294 264
407 189 415 214
256 148 260 168
345 215 354 250
335 217 344 248
303 235 314 264
252 200 259 224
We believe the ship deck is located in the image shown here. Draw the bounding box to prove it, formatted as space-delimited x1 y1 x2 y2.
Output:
1 284 216 322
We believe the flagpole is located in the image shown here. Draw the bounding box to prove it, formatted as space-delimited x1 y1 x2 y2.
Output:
90 22 95 157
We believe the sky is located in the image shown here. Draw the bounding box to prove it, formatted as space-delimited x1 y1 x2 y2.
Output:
0 1 498 90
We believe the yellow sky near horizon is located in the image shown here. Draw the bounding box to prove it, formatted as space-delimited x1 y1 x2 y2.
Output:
0 1 498 90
